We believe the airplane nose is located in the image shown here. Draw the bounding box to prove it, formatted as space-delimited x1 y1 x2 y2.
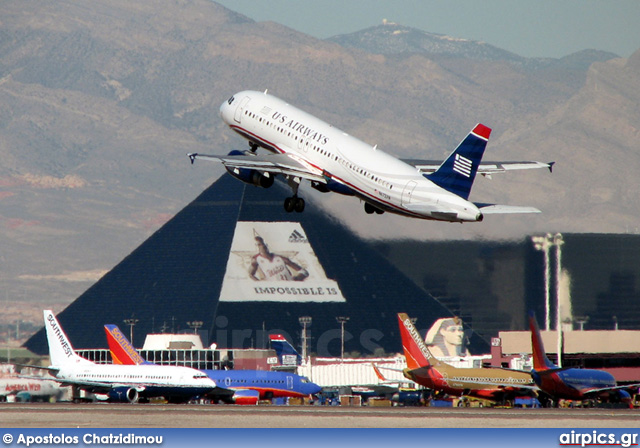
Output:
219 100 226 120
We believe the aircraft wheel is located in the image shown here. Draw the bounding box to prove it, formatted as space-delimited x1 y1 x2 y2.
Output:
294 197 305 213
284 197 295 213
364 203 376 214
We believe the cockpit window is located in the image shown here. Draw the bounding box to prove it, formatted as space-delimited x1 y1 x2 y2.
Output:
228 96 235 105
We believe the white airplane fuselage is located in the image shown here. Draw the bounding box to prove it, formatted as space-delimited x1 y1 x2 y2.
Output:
219 90 483 222
42 310 217 403
56 363 215 391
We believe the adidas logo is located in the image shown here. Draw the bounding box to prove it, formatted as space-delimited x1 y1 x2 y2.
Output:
453 153 473 178
288 230 307 243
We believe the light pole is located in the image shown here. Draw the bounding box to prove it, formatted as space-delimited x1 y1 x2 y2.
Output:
187 320 203 335
299 316 312 362
336 316 350 360
553 233 564 367
575 316 589 331
532 234 553 330
123 318 139 346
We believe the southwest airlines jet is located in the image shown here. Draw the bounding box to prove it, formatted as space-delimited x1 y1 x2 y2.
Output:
35 311 217 403
529 312 636 407
397 313 537 405
188 90 552 222
105 324 321 405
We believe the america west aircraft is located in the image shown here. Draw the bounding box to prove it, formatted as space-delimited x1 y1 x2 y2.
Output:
529 312 636 407
105 324 321 405
0 377 65 402
33 311 217 403
188 90 553 222
397 313 537 405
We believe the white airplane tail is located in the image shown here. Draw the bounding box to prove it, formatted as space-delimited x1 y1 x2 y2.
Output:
43 310 93 368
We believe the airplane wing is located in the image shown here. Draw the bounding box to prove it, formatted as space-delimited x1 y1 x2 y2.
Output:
474 203 542 214
403 159 554 178
454 378 539 390
188 150 327 184
581 383 640 396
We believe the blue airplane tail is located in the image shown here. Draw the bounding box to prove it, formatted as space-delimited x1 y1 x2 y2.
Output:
426 124 491 200
269 334 302 365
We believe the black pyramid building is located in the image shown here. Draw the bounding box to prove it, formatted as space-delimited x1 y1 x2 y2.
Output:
26 174 488 356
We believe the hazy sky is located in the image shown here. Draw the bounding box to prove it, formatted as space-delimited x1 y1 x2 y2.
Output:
214 0 640 59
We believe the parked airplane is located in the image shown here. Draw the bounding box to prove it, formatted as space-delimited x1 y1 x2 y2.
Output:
34 310 217 403
0 376 65 402
105 324 321 405
397 313 537 405
529 312 634 406
188 90 552 222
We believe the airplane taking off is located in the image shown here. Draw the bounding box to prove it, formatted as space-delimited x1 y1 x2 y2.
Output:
34 311 217 403
397 313 536 405
529 312 635 407
188 90 553 222
105 324 321 405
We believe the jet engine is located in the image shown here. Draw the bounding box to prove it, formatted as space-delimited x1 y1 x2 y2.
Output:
225 150 274 188
311 179 354 196
232 389 260 405
107 387 139 403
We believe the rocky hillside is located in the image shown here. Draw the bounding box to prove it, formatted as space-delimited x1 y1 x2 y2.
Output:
0 0 638 309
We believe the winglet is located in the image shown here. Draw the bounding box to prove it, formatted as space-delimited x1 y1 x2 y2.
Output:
548 162 555 173
397 313 440 370
426 124 491 200
528 311 557 371
104 324 152 365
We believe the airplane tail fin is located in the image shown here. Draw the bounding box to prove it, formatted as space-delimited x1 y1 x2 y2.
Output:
397 313 441 370
43 310 92 368
426 124 491 200
372 363 388 382
269 334 302 366
528 311 557 371
104 324 152 365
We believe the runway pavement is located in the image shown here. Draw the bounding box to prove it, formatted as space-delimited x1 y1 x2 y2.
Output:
1 403 640 428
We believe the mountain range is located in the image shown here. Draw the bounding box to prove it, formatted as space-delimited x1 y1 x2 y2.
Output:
0 0 638 311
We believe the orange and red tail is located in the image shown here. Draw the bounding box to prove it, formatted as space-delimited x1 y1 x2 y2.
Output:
104 324 152 365
397 313 440 370
528 311 556 371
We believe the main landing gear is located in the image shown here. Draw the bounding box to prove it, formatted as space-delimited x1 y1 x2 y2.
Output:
284 176 305 213
284 196 305 213
364 202 384 215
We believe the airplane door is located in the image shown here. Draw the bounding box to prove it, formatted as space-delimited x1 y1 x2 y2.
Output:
402 181 417 205
233 96 251 123
286 376 294 390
